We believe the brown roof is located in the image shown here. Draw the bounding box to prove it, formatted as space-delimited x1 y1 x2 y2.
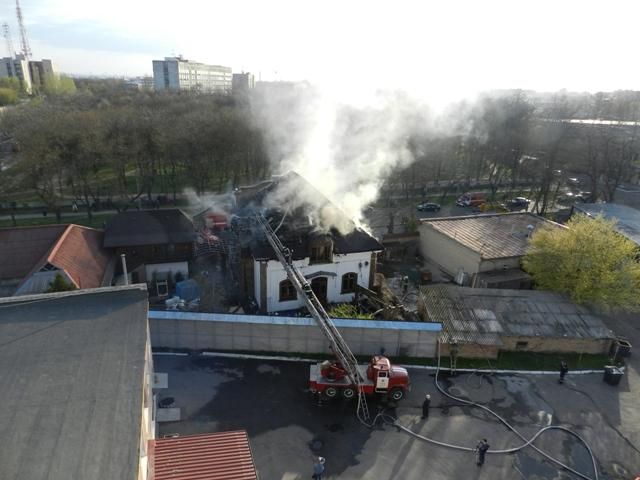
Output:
0 224 112 290
47 225 112 289
0 225 67 280
420 212 564 259
151 431 258 480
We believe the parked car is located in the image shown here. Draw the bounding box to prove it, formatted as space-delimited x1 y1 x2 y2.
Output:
575 192 592 202
566 177 581 186
507 197 530 210
417 202 441 212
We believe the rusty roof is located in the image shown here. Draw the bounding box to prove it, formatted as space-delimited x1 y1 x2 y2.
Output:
151 431 258 480
420 213 564 259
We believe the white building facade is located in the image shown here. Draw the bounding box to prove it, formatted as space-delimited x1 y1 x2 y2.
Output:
152 56 232 93
254 251 378 313
0 55 32 93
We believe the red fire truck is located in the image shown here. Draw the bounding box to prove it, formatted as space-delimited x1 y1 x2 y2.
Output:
309 355 411 401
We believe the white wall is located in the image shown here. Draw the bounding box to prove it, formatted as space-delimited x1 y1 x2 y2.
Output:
144 262 189 284
419 225 482 277
254 251 374 312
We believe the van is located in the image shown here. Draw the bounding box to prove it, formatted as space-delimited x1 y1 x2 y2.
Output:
456 192 487 207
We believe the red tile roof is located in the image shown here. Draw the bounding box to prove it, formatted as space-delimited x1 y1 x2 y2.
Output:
47 225 112 289
151 431 258 480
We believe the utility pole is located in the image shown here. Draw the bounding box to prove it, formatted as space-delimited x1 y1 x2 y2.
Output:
16 0 32 59
2 23 15 58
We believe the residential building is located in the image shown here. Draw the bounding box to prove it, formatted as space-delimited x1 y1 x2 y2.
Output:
419 285 615 358
0 285 154 480
0 224 113 297
419 213 564 288
572 203 640 246
0 54 32 93
28 59 54 91
152 56 232 93
232 72 255 96
103 209 195 296
236 173 383 313
125 76 154 91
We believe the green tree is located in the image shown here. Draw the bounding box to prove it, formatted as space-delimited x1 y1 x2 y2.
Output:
46 273 76 293
42 74 77 96
0 87 18 106
523 215 640 310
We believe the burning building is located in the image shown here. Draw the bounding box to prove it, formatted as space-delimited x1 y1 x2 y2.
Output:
233 172 383 313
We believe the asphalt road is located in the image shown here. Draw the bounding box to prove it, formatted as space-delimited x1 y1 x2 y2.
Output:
153 354 640 480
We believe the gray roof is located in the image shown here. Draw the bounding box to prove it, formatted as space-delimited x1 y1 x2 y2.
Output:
420 285 614 345
104 209 195 247
0 285 149 480
420 213 564 259
574 203 640 246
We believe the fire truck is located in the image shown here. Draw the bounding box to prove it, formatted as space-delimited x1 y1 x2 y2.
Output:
256 215 411 419
309 355 410 401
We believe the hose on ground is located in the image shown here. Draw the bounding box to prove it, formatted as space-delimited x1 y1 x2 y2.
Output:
360 343 599 480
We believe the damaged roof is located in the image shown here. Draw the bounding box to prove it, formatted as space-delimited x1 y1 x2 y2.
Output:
104 209 195 247
420 285 614 345
240 172 383 260
420 212 564 259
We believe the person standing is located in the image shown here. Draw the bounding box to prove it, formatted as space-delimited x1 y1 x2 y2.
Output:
312 457 326 480
559 360 569 384
422 394 431 419
475 439 490 466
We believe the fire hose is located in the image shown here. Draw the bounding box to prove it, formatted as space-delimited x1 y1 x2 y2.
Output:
364 342 599 480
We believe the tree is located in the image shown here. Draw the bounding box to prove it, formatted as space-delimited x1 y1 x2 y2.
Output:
46 273 76 293
42 74 77 96
0 87 18 106
523 215 640 310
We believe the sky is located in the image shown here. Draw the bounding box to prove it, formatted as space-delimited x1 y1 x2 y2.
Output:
1 0 640 97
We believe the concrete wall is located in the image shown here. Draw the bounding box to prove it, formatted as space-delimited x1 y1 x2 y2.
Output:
478 257 521 273
254 251 375 313
144 261 189 284
419 225 482 278
149 311 442 358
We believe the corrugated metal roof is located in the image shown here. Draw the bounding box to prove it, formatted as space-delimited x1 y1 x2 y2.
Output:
420 213 564 259
420 285 615 344
574 203 640 246
151 431 258 480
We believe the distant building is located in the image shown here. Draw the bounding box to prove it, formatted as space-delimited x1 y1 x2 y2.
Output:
232 72 255 95
152 56 232 93
0 285 154 480
28 59 54 91
125 76 154 91
0 224 114 297
419 213 564 288
572 203 640 246
0 54 32 93
103 209 195 296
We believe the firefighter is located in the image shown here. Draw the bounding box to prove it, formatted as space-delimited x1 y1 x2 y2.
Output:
475 439 490 466
559 360 569 384
312 456 326 480
422 394 431 419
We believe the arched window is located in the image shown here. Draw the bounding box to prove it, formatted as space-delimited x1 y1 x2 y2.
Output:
279 279 297 302
341 272 358 294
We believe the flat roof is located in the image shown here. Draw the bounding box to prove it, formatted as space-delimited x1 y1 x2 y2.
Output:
420 285 614 345
574 203 640 246
420 212 564 259
151 431 257 480
0 285 149 480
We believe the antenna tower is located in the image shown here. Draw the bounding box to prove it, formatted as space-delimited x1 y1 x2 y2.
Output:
15 0 32 59
2 23 15 58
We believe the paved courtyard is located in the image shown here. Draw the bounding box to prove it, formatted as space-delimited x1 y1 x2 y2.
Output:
153 354 640 479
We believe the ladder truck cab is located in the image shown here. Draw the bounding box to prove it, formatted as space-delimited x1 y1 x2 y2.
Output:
309 355 411 401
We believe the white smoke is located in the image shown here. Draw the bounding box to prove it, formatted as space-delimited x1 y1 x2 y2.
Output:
252 82 476 234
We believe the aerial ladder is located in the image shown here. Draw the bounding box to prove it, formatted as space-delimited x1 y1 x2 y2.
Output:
255 214 371 423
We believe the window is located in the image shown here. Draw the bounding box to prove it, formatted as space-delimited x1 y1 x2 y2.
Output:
310 243 332 264
515 341 528 351
341 272 358 294
279 280 297 302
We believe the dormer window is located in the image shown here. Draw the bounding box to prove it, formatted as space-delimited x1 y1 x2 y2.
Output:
309 237 333 264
